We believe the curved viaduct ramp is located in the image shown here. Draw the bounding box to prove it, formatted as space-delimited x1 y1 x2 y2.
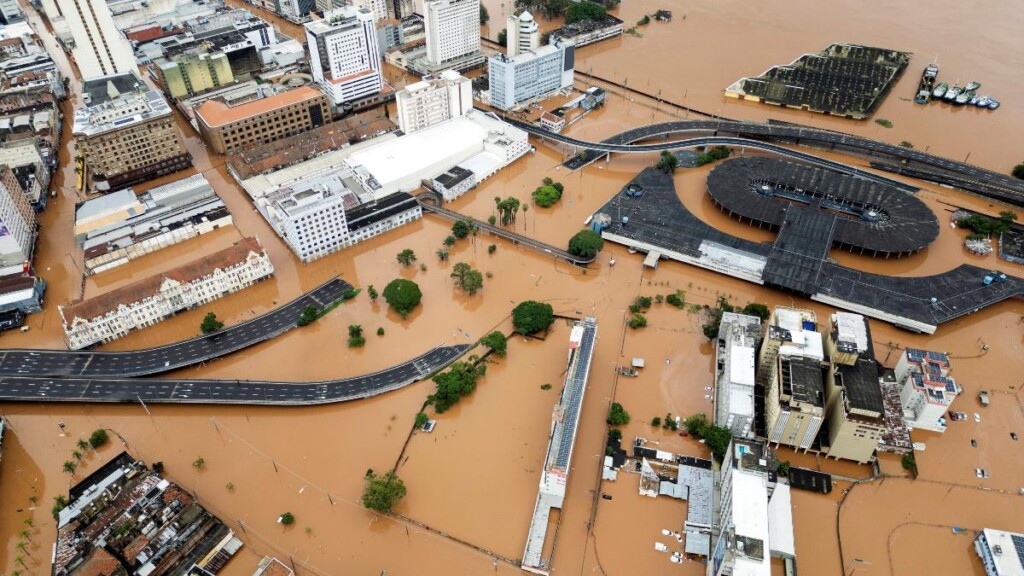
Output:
497 113 1024 206
0 278 352 378
0 345 470 405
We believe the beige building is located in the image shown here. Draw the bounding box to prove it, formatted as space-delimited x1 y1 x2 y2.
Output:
59 237 273 349
73 73 191 191
822 312 886 464
758 307 826 451
195 86 330 155
0 165 35 276
154 51 235 100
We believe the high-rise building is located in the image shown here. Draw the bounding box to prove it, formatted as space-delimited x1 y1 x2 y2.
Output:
395 69 471 134
306 7 384 107
0 166 35 275
352 0 389 21
387 0 414 19
54 0 137 78
423 0 484 70
895 348 960 432
714 312 762 439
506 11 539 57
487 39 574 111
709 438 794 576
73 72 191 191
758 307 826 451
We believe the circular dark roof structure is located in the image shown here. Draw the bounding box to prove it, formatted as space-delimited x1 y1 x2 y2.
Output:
706 156 939 255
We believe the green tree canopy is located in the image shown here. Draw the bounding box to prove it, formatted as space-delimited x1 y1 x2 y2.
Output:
383 279 422 318
704 425 733 461
532 184 562 207
741 302 770 321
567 229 604 259
452 219 472 239
297 305 319 326
429 361 487 412
480 331 508 356
396 249 417 267
1013 163 1024 180
362 470 408 512
497 28 507 46
479 2 489 24
89 429 109 449
656 151 679 173
565 1 605 24
607 402 631 426
512 300 554 334
200 312 224 334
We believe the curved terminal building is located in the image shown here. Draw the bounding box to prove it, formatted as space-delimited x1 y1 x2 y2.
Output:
706 157 939 257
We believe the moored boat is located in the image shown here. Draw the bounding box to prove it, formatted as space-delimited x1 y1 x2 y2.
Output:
988 98 1000 110
965 81 981 91
944 84 961 101
933 82 948 98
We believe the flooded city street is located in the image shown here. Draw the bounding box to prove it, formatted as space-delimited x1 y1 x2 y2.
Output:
2 0 1024 573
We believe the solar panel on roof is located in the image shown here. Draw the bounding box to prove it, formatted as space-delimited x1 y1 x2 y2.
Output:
1013 535 1024 565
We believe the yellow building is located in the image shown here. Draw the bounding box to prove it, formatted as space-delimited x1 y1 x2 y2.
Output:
154 52 235 100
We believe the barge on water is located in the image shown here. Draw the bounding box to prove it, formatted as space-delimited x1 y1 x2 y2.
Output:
915 63 939 104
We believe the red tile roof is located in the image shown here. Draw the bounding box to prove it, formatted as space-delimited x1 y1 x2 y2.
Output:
61 237 265 325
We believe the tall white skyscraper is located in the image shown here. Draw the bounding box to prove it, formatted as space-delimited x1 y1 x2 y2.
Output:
506 11 539 57
54 0 137 78
306 7 384 106
423 0 482 67
395 70 472 133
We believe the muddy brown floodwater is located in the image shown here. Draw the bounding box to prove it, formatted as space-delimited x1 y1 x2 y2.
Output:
3 0 1024 574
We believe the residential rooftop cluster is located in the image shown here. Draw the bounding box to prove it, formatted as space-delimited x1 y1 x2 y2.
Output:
714 306 949 465
0 11 62 331
53 452 244 576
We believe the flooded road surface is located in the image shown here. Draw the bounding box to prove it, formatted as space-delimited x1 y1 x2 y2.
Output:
568 0 1024 173
3 0 1024 573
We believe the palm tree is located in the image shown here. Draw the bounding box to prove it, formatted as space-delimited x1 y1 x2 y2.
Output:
73 450 83 461
62 461 76 474
19 529 30 541
15 555 26 567
76 439 90 451
15 541 29 555
22 517 33 527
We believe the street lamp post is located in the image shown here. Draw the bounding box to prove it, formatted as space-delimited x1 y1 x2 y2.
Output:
846 558 871 576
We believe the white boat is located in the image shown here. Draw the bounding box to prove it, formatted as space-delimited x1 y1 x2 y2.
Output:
988 99 1000 110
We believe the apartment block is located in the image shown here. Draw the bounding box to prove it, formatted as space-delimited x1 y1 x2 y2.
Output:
195 85 330 154
0 164 34 275
759 307 825 451
59 237 273 349
73 72 191 191
895 348 960 432
263 172 421 262
421 0 484 71
487 39 575 111
714 312 762 438
709 438 795 576
53 0 137 77
353 0 389 21
506 10 540 57
306 7 384 107
820 312 887 463
395 69 471 133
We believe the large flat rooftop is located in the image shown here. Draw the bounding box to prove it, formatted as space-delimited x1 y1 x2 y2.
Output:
592 168 1024 333
725 43 911 119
